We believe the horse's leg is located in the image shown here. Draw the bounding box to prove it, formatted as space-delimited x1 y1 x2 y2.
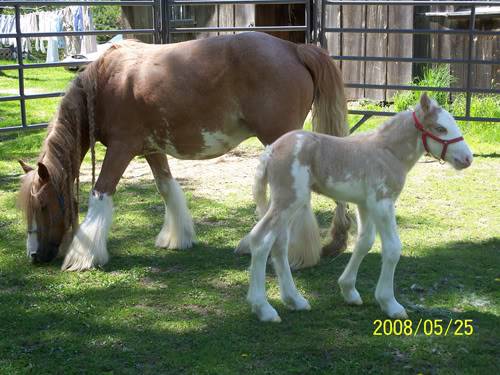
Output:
371 199 407 319
145 153 195 249
271 227 311 311
338 205 375 305
245 207 291 323
322 201 351 257
62 145 134 271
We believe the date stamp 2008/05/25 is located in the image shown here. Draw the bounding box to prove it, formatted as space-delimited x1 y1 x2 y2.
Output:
373 319 474 336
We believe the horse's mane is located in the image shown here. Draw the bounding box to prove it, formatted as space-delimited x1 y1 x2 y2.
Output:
18 67 97 231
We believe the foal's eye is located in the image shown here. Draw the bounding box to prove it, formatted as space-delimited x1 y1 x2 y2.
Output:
435 126 447 134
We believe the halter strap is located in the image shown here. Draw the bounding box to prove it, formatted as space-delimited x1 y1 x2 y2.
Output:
412 112 464 161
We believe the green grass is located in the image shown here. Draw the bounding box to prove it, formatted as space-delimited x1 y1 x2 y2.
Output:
1 125 499 374
0 59 76 128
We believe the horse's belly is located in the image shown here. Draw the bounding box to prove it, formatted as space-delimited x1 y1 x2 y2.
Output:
147 127 253 160
320 177 365 204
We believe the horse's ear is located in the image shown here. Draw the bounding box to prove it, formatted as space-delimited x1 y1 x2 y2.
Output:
420 92 431 113
19 160 34 173
37 162 50 183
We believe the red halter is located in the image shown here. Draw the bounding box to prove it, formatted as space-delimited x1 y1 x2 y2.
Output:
412 112 464 161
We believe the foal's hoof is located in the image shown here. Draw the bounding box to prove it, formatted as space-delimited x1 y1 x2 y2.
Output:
284 295 311 311
388 308 408 320
382 301 408 319
341 289 363 306
252 303 281 323
234 236 251 256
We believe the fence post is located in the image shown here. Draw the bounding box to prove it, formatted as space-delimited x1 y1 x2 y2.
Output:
14 5 27 128
465 5 476 121
161 0 170 43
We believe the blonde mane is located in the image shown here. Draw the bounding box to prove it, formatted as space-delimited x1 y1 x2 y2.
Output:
18 72 94 232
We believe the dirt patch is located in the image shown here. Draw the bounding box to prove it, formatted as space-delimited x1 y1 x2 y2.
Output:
79 146 264 199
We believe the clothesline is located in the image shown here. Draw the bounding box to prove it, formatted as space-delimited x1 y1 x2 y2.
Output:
0 5 97 63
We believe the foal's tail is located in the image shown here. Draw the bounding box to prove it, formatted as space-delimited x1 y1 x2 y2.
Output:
296 44 351 257
234 146 273 256
296 44 348 138
253 146 273 218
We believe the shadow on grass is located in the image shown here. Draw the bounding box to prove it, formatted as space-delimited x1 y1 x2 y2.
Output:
0 235 498 374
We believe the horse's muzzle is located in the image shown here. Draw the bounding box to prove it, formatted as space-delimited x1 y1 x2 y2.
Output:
30 244 59 263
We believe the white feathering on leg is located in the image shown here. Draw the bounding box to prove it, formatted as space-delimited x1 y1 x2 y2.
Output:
155 179 196 249
62 191 113 271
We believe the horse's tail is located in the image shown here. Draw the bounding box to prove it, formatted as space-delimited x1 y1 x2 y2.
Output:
296 44 351 257
296 44 348 137
288 203 321 270
234 146 272 256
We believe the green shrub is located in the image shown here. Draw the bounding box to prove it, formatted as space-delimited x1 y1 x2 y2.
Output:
91 6 122 43
393 65 454 112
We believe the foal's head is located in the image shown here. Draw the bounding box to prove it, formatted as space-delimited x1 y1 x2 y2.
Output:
415 93 473 170
18 161 69 263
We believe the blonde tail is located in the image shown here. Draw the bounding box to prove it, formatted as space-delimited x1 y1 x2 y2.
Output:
235 146 273 256
287 204 321 270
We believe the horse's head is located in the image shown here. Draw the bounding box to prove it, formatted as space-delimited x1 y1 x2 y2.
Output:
18 160 69 263
415 93 473 170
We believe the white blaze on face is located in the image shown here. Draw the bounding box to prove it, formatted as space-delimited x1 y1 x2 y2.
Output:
26 219 38 257
435 109 473 168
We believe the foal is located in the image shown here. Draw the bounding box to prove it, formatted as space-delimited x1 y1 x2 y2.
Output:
237 94 473 322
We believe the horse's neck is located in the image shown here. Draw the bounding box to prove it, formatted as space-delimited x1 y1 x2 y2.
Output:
377 112 425 171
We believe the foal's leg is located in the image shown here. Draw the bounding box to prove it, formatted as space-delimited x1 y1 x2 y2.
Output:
62 144 135 271
271 226 311 311
146 153 195 249
371 199 407 319
338 205 375 305
246 206 293 322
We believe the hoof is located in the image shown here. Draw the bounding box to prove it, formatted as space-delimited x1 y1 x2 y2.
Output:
252 303 281 323
234 236 251 256
284 295 311 311
155 228 195 249
380 300 408 319
341 289 363 306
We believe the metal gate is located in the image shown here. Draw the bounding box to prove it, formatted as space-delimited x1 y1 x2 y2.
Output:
0 0 498 133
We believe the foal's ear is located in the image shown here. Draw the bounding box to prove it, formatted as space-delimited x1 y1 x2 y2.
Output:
19 159 34 173
37 162 50 183
420 92 432 113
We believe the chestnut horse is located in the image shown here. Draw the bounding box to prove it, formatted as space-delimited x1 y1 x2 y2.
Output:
18 32 349 271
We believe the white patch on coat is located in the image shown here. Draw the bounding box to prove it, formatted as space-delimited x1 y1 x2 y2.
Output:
194 130 250 159
291 158 309 201
324 176 364 203
61 191 113 271
26 219 38 257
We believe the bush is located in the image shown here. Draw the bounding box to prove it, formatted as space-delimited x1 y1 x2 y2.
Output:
91 6 122 43
392 65 454 112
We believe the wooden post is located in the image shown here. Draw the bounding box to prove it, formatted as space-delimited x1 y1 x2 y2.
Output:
121 1 154 43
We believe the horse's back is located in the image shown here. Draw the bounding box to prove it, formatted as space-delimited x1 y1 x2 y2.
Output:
90 33 314 156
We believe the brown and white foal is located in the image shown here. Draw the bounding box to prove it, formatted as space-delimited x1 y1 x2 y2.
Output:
237 94 473 322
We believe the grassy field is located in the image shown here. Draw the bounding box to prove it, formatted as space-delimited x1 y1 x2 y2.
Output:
0 64 499 374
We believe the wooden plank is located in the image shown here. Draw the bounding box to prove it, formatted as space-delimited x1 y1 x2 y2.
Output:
324 4 340 56
364 5 387 101
235 4 255 28
387 5 413 99
341 4 365 100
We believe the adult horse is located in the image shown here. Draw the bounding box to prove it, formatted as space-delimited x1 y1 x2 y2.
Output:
18 32 349 271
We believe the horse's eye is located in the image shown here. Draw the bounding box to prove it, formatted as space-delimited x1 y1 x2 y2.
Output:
436 126 447 134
